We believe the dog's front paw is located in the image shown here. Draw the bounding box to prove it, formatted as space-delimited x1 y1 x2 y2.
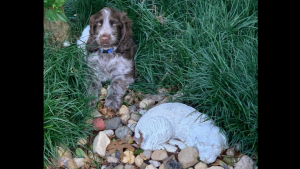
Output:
104 95 122 111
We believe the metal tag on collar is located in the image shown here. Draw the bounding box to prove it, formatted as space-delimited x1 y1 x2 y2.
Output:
100 48 113 53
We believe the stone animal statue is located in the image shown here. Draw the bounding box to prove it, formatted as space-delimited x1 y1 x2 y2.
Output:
133 103 228 164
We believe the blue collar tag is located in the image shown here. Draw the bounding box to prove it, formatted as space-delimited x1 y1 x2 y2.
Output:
100 48 114 53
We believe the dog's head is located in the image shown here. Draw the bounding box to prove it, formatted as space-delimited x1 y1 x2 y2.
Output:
86 7 133 53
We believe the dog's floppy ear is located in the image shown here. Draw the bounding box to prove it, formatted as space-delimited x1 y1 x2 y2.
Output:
86 12 101 52
116 12 133 53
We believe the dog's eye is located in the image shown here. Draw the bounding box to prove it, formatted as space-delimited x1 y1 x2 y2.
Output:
97 22 102 26
111 22 116 26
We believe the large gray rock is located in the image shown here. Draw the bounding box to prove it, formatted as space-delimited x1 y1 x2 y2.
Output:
115 126 133 139
178 147 199 168
104 117 122 130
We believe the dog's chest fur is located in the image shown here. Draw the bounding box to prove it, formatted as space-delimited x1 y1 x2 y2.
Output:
86 51 133 81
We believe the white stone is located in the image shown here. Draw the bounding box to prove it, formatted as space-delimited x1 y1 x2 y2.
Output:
101 165 107 169
73 158 85 168
102 130 114 137
139 98 155 109
106 156 119 163
145 164 157 169
135 155 144 167
151 150 168 161
142 150 152 159
118 105 130 124
234 155 254 169
134 103 228 164
194 162 208 169
93 131 111 157
149 160 161 167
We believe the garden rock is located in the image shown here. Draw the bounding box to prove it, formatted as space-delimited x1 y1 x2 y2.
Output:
93 131 111 157
118 105 130 124
146 164 157 169
139 98 155 109
103 130 114 137
91 110 102 118
159 164 164 169
178 147 199 168
104 117 122 130
163 156 181 169
140 162 148 169
194 162 208 169
149 160 161 167
66 159 78 169
135 155 144 167
107 156 119 163
116 164 124 169
129 105 137 114
115 126 133 139
234 155 254 169
207 167 224 169
142 150 152 159
131 112 142 121
151 150 168 161
122 151 135 164
73 158 86 168
124 164 135 169
128 119 137 124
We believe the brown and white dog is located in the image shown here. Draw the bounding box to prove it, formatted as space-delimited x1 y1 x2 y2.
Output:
77 7 138 117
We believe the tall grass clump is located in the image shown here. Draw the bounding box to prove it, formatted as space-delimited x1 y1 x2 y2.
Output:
44 32 95 167
62 0 258 162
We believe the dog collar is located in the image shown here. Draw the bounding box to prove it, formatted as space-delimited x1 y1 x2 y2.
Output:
99 48 114 53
